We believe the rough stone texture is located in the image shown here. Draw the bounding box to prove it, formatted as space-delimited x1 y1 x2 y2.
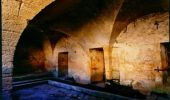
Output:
2 77 12 91
2 0 54 67
111 12 169 94
2 0 54 93
2 67 12 77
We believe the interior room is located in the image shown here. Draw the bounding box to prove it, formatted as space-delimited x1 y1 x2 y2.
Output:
2 0 169 100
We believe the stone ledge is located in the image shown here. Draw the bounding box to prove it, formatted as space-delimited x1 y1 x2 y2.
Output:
48 80 136 100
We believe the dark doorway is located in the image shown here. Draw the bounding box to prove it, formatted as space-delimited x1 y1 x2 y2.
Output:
58 52 68 78
163 43 170 72
90 48 105 83
161 42 170 83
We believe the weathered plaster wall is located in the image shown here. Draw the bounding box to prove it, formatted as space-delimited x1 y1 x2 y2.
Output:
47 1 124 83
54 36 90 84
111 12 169 94
52 12 120 83
69 16 114 81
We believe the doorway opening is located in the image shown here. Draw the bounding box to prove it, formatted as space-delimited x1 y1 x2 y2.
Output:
90 48 105 83
160 42 170 83
58 52 68 78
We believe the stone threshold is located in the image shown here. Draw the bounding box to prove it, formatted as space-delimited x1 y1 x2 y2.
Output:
48 80 138 100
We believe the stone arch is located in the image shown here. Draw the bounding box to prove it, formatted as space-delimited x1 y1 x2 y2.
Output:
2 0 55 75
109 0 169 80
109 0 169 45
2 0 55 93
2 1 124 93
2 0 169 98
12 25 91 84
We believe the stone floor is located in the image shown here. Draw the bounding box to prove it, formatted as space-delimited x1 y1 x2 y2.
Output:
12 84 106 100
11 82 170 100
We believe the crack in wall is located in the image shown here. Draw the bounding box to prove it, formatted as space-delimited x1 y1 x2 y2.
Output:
16 0 23 17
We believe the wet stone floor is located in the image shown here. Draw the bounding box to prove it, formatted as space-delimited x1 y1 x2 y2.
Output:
12 84 106 100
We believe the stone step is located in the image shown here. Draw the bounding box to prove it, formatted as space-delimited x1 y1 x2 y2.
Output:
13 77 51 85
12 80 48 91
13 80 47 87
13 73 53 82
12 73 54 91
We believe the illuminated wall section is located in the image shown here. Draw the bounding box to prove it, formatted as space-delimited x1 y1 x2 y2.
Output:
111 12 169 94
54 36 90 84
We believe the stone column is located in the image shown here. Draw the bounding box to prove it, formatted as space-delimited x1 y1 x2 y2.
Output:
2 0 54 99
2 30 23 100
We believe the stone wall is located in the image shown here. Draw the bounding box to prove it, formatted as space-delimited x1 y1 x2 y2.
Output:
39 1 124 83
2 0 124 87
2 0 169 97
54 36 90 84
2 0 54 68
111 12 169 94
2 0 54 99
51 14 117 84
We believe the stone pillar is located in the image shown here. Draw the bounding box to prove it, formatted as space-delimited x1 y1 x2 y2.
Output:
2 67 13 100
2 30 20 100
2 0 54 99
